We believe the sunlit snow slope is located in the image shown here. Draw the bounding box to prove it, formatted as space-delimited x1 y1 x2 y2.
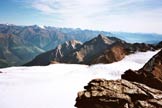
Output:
0 50 160 108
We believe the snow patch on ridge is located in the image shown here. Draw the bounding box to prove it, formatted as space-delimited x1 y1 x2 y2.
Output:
38 25 45 29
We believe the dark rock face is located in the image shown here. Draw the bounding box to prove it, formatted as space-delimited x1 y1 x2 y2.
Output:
156 41 162 49
92 43 126 64
65 34 116 64
75 79 162 108
122 49 162 90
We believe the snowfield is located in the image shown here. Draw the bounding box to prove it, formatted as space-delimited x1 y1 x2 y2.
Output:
0 50 160 108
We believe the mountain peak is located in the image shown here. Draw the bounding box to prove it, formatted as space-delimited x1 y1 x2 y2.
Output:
97 34 106 39
66 40 82 45
93 34 114 45
64 40 83 49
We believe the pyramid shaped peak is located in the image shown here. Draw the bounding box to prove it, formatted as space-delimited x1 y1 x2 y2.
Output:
96 34 111 40
94 34 113 44
97 34 106 38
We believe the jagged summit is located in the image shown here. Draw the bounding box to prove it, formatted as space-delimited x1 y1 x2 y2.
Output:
87 34 114 45
63 40 83 49
97 34 106 39
25 34 160 66
0 24 162 68
25 40 83 66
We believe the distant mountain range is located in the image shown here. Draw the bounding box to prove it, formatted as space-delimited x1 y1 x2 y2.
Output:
0 24 162 68
25 34 161 66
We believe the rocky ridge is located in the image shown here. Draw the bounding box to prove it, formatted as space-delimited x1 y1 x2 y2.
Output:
25 40 82 66
1 24 162 68
25 34 159 66
75 49 162 108
122 49 162 90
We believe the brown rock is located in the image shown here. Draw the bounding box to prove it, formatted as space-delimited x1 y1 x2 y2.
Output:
75 79 162 108
122 49 162 90
25 34 158 66
92 43 126 64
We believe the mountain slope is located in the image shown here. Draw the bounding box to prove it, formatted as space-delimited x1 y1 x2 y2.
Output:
25 40 83 66
0 33 44 67
25 34 158 66
1 24 162 68
122 49 162 90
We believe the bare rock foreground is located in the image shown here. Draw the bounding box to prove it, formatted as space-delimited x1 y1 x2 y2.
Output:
75 79 162 108
75 49 162 108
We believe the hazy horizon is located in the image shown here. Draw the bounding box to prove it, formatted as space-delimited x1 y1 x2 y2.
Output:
0 0 162 34
1 23 162 35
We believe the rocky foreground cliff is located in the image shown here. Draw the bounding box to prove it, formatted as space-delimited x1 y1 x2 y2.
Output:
75 79 162 108
75 49 162 108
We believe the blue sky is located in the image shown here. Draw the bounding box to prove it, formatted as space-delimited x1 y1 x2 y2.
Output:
0 0 162 33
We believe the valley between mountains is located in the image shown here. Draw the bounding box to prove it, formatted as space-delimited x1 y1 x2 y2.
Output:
25 34 162 66
1 24 162 68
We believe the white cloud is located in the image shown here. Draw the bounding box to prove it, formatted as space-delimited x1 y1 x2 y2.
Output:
0 50 159 108
32 3 54 14
16 0 162 33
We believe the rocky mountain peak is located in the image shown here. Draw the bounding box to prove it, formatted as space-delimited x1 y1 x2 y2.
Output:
25 34 162 66
94 34 114 44
97 34 105 39
64 40 83 49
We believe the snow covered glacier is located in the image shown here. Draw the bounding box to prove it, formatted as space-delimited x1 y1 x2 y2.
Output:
0 50 160 108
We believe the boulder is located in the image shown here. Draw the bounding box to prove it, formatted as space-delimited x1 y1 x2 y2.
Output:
75 79 162 108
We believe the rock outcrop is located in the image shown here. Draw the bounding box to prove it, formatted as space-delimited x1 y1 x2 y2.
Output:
75 49 162 108
122 49 162 90
75 79 162 108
